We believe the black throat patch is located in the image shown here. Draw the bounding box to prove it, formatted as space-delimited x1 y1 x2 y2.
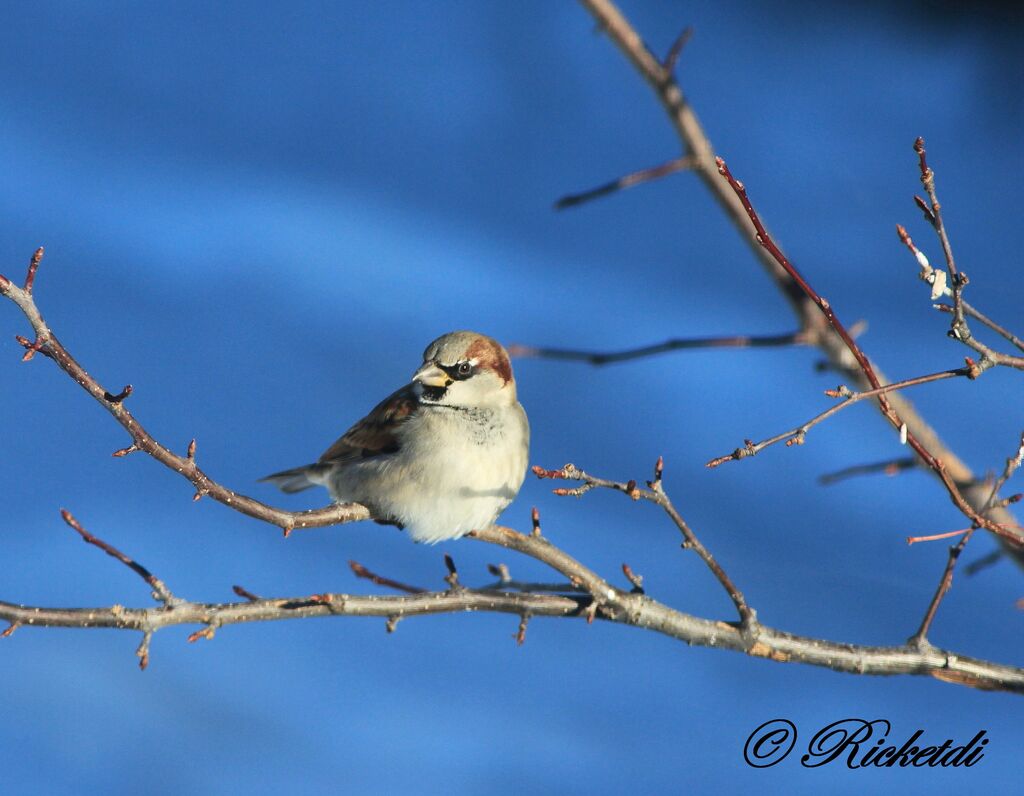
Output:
420 384 448 403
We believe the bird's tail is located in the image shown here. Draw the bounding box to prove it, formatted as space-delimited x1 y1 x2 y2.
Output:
259 463 329 494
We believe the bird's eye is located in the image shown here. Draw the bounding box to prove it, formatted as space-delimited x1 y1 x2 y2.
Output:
456 361 473 378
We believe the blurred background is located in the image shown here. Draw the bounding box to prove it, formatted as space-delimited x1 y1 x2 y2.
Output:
1 1 1021 793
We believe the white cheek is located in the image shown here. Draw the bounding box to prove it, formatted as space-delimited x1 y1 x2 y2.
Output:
446 375 503 406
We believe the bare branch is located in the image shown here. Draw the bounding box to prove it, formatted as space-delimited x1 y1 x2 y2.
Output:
570 0 1022 560
935 303 1024 355
911 432 1024 646
2 478 1023 691
0 267 372 534
2 581 1022 691
713 157 1020 545
910 528 976 649
533 462 756 628
706 367 964 465
897 219 1024 370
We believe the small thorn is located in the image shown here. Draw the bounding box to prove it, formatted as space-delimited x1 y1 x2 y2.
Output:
516 614 529 646
24 247 44 294
662 25 693 75
15 334 45 361
487 562 511 584
622 563 644 593
103 384 133 404
135 632 152 671
233 584 260 601
186 625 216 643
443 554 460 589
531 465 566 480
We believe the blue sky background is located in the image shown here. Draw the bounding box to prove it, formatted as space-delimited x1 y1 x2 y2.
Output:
1 1 1022 793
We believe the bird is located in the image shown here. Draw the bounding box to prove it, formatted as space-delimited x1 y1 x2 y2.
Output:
261 331 529 543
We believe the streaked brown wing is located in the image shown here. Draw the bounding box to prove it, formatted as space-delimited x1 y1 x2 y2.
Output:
318 384 419 463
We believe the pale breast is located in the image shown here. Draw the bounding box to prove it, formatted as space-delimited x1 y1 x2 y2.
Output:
359 402 529 542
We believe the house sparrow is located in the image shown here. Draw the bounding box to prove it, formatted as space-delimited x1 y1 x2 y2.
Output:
261 331 529 543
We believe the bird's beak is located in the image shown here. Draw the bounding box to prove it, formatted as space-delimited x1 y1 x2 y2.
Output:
412 362 451 388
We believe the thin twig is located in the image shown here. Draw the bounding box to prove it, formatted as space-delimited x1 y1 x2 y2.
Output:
911 433 1024 645
349 561 426 595
554 155 695 209
914 137 966 335
509 331 806 365
907 529 970 545
533 462 757 629
935 303 1024 355
707 367 970 467
910 529 975 649
897 221 1024 370
819 457 919 485
61 509 176 605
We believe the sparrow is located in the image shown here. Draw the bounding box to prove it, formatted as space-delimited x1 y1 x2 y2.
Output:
261 331 529 543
